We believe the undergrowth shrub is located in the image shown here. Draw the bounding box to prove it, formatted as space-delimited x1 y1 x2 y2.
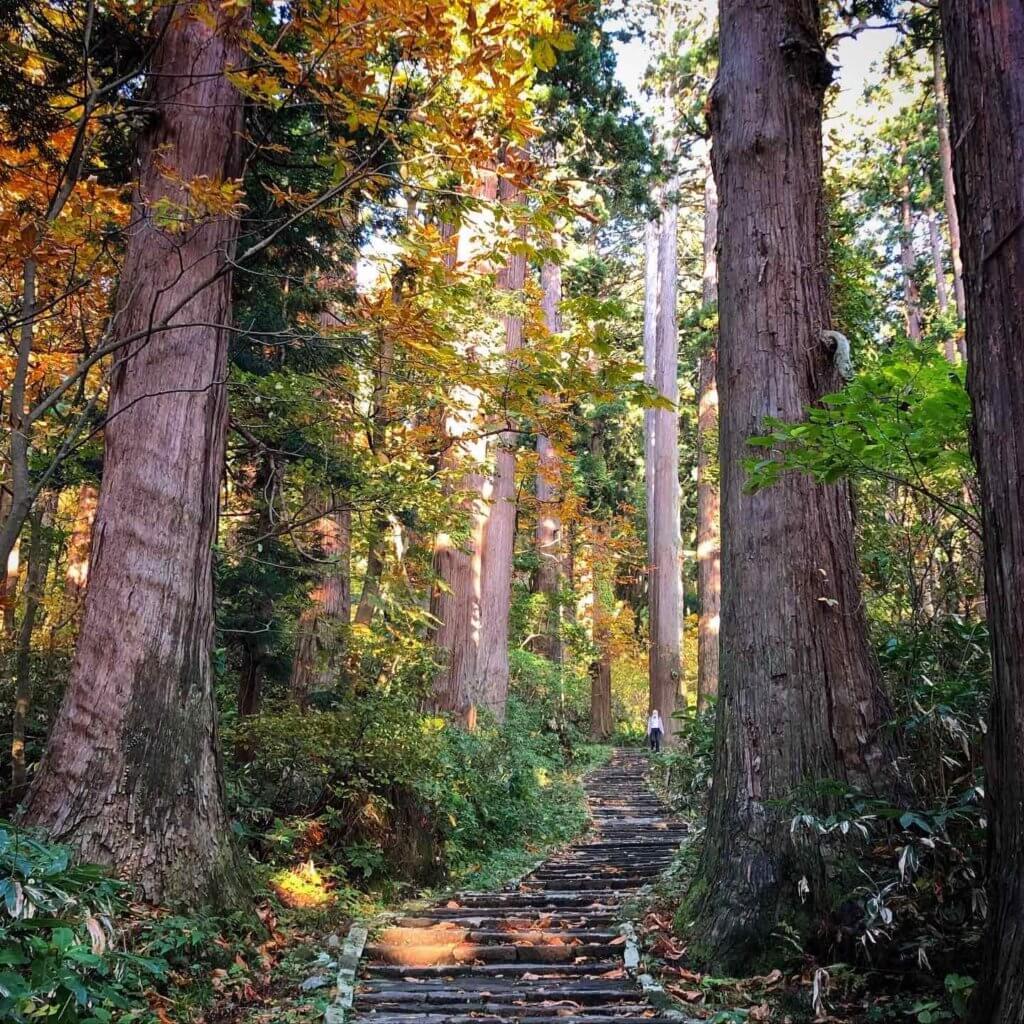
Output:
0 823 164 1023
227 681 604 893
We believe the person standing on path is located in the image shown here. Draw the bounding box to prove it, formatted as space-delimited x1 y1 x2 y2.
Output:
647 709 664 752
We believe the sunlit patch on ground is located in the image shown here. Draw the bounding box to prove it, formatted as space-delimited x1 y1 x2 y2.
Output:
271 861 333 909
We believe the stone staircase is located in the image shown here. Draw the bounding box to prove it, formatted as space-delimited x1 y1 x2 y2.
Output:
349 749 686 1024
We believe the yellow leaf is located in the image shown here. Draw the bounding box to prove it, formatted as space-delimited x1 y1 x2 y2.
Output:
531 38 557 71
550 29 575 51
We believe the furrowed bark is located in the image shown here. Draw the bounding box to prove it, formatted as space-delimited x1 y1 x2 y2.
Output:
22 2 246 905
689 0 899 970
938 3 1024 1021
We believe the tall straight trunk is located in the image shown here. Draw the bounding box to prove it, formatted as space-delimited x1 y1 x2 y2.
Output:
589 561 613 741
932 36 966 320
938 5 1024 1021
928 212 950 315
648 182 683 738
474 171 526 722
429 171 497 721
535 261 563 663
696 168 721 710
290 496 351 706
899 179 924 341
588 435 613 741
11 492 56 798
22 3 245 904
928 212 958 363
237 451 279 718
63 482 99 615
642 216 660 552
690 0 898 970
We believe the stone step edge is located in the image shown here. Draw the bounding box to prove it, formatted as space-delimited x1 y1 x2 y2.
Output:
325 921 369 1024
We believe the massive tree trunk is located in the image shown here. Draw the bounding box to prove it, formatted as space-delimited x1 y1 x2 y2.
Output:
22 3 245 904
473 171 526 722
932 36 966 321
429 172 497 722
534 261 563 663
11 491 56 798
290 495 351 706
647 182 683 739
938 5 1024 1021
689 0 898 970
696 168 721 710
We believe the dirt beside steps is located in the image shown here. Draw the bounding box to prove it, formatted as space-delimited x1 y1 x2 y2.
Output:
350 749 687 1024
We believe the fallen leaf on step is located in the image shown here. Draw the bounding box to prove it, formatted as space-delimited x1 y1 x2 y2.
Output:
610 935 627 945
598 967 626 979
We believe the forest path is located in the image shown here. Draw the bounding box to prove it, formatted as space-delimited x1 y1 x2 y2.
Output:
350 749 686 1024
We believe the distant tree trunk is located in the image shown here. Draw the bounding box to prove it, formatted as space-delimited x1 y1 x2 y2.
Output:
642 216 660 553
932 36 966 321
535 260 563 663
11 492 56 799
474 170 526 722
928 212 950 315
237 451 279 718
647 181 683 739
589 567 613 741
3 537 20 638
290 496 351 707
696 168 721 710
564 519 577 626
928 212 958 363
690 0 899 970
63 482 98 618
939 4 1024 1021
588 438 613 741
899 175 924 341
429 171 497 722
22 3 245 905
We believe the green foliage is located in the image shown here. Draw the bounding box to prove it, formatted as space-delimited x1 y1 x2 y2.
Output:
746 344 972 513
228 676 603 892
0 824 164 1024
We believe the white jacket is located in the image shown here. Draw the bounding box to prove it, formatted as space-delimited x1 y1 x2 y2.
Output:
647 711 663 734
